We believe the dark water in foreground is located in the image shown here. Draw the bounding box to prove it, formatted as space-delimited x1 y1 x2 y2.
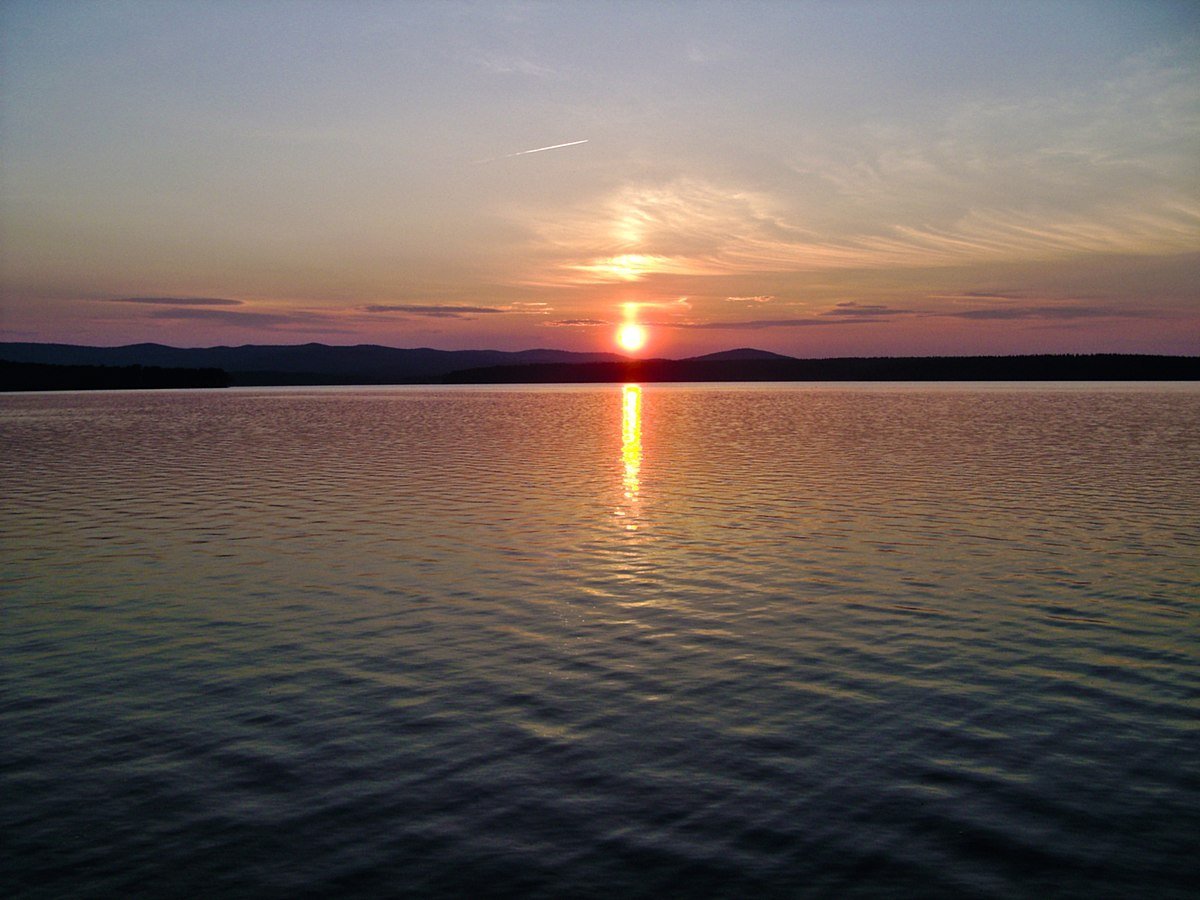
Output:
2 384 1198 898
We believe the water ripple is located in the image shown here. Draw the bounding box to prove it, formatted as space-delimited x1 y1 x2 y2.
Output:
2 384 1198 898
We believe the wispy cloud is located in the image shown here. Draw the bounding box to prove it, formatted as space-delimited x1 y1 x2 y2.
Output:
661 298 1152 330
140 306 356 335
364 304 510 318
517 47 1200 289
109 296 243 306
933 290 1031 302
921 288 1157 320
685 40 734 65
820 302 919 318
470 53 554 78
726 295 775 303
148 308 297 327
533 175 1200 286
668 318 837 330
567 253 706 282
943 304 1151 321
544 319 608 327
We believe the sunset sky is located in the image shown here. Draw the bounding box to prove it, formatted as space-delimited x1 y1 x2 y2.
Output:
2 0 1197 356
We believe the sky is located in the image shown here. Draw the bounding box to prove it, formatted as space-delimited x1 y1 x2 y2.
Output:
1 0 1198 356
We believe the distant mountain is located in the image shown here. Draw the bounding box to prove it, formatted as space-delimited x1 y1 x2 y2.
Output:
684 348 797 362
3 344 1196 386
1 360 229 392
443 354 1200 384
0 342 626 385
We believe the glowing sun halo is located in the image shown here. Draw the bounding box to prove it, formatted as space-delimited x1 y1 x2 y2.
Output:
616 322 647 353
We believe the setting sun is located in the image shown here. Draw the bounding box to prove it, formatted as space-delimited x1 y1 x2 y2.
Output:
616 322 647 353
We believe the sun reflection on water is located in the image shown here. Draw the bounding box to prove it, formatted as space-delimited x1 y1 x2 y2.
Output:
618 384 642 530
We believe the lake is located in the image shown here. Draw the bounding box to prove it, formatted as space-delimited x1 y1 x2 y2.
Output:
2 383 1197 898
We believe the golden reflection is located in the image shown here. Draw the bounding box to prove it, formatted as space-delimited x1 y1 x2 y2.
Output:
622 384 642 497
618 384 643 530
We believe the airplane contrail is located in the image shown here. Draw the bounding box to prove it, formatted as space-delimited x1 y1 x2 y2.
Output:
474 139 588 164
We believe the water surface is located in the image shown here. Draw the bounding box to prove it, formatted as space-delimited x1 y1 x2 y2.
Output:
3 384 1197 898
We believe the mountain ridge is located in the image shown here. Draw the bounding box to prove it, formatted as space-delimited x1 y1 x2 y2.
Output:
2 342 1197 386
0 342 630 384
443 354 1200 383
683 348 796 362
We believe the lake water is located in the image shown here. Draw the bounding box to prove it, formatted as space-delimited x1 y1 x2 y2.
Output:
2 384 1197 898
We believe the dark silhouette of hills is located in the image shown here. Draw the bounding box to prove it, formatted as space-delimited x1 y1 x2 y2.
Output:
0 342 624 385
684 348 797 362
1 360 230 392
2 343 1196 387
444 354 1200 384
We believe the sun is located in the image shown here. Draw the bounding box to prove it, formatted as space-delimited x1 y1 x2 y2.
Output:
616 322 647 353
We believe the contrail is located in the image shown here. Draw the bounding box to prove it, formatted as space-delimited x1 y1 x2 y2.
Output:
474 139 588 164
510 139 588 157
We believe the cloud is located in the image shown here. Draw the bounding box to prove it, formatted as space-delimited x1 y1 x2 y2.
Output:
922 287 1159 320
545 319 608 327
726 295 775 303
923 290 1034 304
364 304 509 318
668 303 1146 329
147 308 298 327
540 180 806 284
956 291 1029 301
535 175 1052 286
518 48 1200 287
568 253 706 283
108 296 243 306
942 305 1151 321
623 299 694 314
471 53 553 78
668 318 837 330
138 306 356 334
820 302 919 318
685 41 733 65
